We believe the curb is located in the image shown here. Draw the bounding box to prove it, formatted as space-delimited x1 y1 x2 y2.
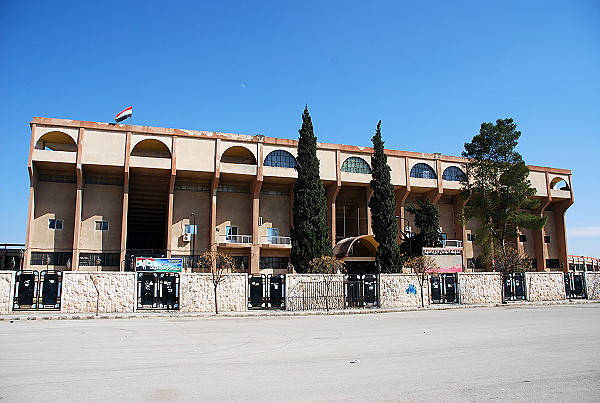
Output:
1 299 598 322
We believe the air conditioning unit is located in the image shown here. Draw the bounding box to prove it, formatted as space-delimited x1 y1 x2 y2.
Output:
182 233 191 242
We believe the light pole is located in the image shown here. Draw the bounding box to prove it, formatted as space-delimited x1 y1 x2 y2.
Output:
396 216 412 255
191 212 196 270
19 249 24 271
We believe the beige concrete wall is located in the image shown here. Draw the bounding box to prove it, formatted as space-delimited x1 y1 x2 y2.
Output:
519 228 536 257
388 156 406 186
175 137 215 172
0 271 14 314
543 211 558 259
80 184 123 253
526 272 566 301
438 202 456 239
216 191 251 241
179 273 246 312
286 274 346 311
586 272 600 300
81 130 126 166
171 190 211 254
458 273 502 304
259 193 290 238
34 127 79 145
380 274 429 307
316 149 337 181
32 181 76 251
529 172 548 197
61 272 136 313
131 134 173 153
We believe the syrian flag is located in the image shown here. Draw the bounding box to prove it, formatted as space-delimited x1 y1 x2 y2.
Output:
115 106 133 123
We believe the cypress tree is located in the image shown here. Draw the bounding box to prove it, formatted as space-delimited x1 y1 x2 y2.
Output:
290 106 331 272
368 121 402 273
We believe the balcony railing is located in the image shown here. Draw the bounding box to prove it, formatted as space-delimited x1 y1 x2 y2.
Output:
261 236 292 245
220 235 252 244
442 240 463 248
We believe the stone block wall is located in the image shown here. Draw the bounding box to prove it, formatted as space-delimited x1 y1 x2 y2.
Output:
458 273 502 304
586 272 600 300
0 271 15 314
379 274 429 308
526 272 566 301
286 274 346 311
179 273 246 313
61 272 136 313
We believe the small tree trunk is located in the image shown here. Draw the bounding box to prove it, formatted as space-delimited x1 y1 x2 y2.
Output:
420 279 425 308
214 284 219 314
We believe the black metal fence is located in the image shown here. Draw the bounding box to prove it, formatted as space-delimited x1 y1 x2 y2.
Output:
503 272 526 301
564 272 586 299
248 274 286 309
286 275 378 311
136 272 180 309
13 270 62 310
430 273 458 304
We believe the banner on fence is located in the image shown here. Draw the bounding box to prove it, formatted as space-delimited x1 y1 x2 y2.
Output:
135 257 183 272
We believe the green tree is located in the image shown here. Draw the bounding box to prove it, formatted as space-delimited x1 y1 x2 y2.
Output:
403 200 442 257
461 118 546 264
368 120 402 273
290 106 331 272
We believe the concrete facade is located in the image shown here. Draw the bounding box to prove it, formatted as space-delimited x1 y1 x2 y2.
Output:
526 272 566 301
25 117 574 274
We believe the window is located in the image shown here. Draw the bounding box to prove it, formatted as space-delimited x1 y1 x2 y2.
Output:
49 219 63 230
175 180 210 192
410 163 437 179
442 166 466 182
341 157 372 174
544 236 551 244
440 233 448 242
260 257 289 271
264 150 297 168
261 187 289 196
218 184 250 193
79 253 120 267
38 173 76 183
467 233 475 242
184 225 197 234
85 176 124 186
226 226 238 241
267 227 279 243
519 234 527 243
546 259 560 269
95 221 109 231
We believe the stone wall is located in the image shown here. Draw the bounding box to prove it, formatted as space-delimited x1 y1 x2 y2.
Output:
526 272 566 301
0 271 14 314
61 272 136 313
379 274 429 308
179 273 246 313
586 272 600 300
286 274 346 311
458 273 502 304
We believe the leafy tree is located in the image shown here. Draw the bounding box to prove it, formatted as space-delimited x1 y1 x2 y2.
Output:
308 256 346 312
461 118 546 264
492 245 532 273
401 200 443 257
290 107 331 272
368 121 402 273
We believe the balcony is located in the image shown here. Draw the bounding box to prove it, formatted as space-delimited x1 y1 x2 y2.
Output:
218 234 252 244
261 236 292 247
442 240 463 248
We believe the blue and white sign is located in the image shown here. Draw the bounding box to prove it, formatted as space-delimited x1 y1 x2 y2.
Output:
135 257 183 272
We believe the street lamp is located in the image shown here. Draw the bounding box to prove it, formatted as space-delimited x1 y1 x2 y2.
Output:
19 249 24 270
396 216 412 255
190 212 196 269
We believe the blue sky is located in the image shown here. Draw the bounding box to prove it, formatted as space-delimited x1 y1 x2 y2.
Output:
1 1 599 256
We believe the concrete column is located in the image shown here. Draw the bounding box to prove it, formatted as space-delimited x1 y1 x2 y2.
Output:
453 195 467 270
24 124 37 270
394 187 410 244
533 197 551 272
326 184 340 247
425 158 443 203
250 179 263 274
366 187 374 235
119 131 132 271
554 201 573 272
71 128 85 271
165 136 177 258
210 139 221 254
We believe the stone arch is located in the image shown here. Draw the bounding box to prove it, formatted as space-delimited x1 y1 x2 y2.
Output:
35 131 77 152
341 157 372 174
131 139 172 158
221 146 257 165
550 177 570 191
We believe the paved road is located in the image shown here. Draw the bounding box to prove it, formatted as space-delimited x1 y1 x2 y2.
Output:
1 305 599 402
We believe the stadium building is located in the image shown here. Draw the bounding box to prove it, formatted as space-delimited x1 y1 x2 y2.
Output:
24 117 574 273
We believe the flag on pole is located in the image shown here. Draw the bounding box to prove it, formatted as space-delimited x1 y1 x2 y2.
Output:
115 106 133 123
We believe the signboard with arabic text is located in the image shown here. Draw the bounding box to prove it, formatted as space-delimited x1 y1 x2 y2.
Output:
135 257 182 272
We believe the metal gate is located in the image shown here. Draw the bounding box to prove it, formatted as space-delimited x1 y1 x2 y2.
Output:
503 272 526 301
564 272 586 299
346 274 378 308
136 272 180 309
430 273 458 304
13 270 62 310
248 274 286 309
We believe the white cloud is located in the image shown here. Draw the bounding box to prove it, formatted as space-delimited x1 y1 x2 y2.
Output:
568 226 600 237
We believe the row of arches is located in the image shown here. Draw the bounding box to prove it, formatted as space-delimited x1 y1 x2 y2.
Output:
34 132 570 188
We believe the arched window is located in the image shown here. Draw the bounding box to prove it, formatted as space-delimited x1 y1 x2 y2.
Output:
264 150 297 168
131 139 171 158
550 178 570 191
341 157 372 174
410 163 437 179
35 131 77 152
221 146 256 164
442 166 465 182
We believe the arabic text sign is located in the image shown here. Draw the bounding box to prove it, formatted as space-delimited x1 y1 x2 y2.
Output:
135 257 183 272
